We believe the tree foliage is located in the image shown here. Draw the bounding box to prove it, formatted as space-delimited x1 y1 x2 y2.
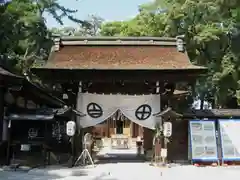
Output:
0 0 86 74
2 0 240 108
100 0 240 108
50 15 104 36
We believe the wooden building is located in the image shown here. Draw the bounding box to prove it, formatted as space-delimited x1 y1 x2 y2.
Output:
0 67 23 141
154 108 240 162
31 36 206 152
0 66 78 166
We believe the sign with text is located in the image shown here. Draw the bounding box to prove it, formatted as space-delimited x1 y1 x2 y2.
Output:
189 120 218 161
219 119 240 160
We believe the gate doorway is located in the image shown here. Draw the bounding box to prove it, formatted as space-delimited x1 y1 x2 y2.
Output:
116 120 123 134
92 111 143 138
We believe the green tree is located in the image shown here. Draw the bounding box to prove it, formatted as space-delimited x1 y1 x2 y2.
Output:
0 0 87 74
100 0 240 108
51 15 104 36
100 10 166 37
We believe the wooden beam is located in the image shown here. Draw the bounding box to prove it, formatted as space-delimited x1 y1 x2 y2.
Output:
31 69 203 83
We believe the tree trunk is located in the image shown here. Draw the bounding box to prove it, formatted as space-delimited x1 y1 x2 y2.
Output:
200 94 205 109
211 99 215 109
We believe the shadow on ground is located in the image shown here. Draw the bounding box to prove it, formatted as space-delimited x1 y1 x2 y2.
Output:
15 167 91 180
0 171 62 180
95 153 146 164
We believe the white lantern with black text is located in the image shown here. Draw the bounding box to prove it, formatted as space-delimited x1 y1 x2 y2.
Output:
163 122 172 137
66 121 76 136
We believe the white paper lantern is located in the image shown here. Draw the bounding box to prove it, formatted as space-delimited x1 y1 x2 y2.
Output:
163 122 172 137
66 121 76 136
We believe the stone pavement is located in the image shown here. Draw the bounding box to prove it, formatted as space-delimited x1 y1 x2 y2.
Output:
2 163 240 180
2 148 240 180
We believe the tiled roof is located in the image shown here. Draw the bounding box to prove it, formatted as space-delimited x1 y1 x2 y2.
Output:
22 80 66 108
183 109 240 118
154 108 240 119
39 36 206 70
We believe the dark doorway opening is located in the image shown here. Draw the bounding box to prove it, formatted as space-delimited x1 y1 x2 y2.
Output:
116 120 123 134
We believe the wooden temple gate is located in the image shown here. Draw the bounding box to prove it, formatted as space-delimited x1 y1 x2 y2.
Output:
30 36 206 160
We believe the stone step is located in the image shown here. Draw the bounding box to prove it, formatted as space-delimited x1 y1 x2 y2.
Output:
100 138 142 150
95 156 146 164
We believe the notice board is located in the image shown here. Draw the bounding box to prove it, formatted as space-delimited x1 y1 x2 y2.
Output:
189 120 218 161
219 119 240 161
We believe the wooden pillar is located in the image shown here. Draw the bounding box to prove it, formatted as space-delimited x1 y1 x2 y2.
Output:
0 83 5 141
139 126 143 137
131 122 134 137
133 123 137 137
107 119 110 137
6 120 11 165
71 81 82 167
143 128 154 151
77 81 82 151
71 112 76 167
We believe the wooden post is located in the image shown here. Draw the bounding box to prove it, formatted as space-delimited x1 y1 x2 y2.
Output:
71 81 82 167
130 121 132 138
43 121 47 167
156 81 164 163
71 115 76 167
163 137 168 164
0 84 5 141
6 120 11 165
79 81 83 138
160 117 165 163
107 119 110 137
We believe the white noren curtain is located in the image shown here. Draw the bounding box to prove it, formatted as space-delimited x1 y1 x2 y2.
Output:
77 93 160 129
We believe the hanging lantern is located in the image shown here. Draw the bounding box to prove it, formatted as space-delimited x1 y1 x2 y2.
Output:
66 121 76 136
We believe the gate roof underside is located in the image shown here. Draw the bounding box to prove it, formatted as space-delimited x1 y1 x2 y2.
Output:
0 66 23 84
31 36 206 82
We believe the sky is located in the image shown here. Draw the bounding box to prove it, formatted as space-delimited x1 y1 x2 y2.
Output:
45 0 152 28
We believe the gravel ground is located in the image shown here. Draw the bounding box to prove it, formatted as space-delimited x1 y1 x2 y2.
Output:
1 147 239 180
1 163 240 180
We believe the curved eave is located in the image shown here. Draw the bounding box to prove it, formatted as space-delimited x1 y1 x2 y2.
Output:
154 107 183 118
31 67 207 82
31 66 207 71
0 67 23 85
7 114 54 121
23 80 66 108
